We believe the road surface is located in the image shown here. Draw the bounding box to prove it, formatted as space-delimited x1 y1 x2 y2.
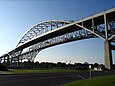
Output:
0 71 115 86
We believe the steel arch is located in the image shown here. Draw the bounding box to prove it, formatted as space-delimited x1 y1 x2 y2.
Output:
15 20 71 61
17 20 70 47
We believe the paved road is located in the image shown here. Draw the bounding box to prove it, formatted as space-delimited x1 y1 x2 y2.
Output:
0 71 115 86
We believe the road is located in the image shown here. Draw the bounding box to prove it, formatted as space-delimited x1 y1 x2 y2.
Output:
0 71 115 86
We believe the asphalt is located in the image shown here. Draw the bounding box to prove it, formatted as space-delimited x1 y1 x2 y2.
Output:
0 71 115 86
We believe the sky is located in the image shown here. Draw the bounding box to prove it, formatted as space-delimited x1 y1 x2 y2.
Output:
0 0 115 64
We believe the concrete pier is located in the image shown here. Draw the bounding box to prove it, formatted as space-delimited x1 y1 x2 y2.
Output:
104 41 113 70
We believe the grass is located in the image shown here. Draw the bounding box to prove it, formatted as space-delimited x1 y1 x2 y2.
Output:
10 69 89 74
63 74 115 86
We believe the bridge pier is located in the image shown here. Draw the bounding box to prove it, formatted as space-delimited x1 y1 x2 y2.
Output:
3 57 6 65
104 41 113 70
17 58 23 68
2 55 10 67
6 55 10 67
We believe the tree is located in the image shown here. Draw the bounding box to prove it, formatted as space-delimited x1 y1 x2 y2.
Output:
94 63 99 67
34 61 39 68
56 62 66 69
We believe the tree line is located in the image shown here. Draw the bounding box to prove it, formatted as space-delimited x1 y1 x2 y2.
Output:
1 60 112 71
12 61 105 70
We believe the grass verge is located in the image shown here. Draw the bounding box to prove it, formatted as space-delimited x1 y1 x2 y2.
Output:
10 69 89 74
63 74 115 86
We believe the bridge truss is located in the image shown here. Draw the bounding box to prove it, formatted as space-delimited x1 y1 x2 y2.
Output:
0 7 115 69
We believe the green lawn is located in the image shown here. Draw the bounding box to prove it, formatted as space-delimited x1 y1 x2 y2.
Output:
10 69 89 74
63 74 115 86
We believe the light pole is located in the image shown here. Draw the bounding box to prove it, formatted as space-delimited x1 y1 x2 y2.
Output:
89 65 92 79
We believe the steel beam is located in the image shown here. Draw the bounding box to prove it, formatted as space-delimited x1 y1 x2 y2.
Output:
108 34 115 40
104 12 108 40
74 23 105 40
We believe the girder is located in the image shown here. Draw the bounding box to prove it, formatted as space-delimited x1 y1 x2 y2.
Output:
18 29 95 61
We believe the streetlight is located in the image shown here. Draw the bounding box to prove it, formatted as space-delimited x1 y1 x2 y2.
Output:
89 65 92 79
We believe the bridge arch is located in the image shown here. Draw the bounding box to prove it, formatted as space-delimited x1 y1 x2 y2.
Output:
15 20 97 62
17 20 71 47
15 20 72 61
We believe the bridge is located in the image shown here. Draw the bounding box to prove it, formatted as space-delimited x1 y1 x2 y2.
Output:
0 7 115 70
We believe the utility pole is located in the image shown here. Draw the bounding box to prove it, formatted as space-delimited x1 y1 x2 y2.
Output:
89 65 92 79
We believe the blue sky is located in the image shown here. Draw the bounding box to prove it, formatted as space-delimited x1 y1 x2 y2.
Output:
0 0 115 64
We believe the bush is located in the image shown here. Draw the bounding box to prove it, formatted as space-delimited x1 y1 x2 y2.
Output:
101 66 109 71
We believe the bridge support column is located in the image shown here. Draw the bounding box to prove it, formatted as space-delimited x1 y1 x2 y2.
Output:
4 57 6 65
17 58 23 68
10 58 12 68
17 58 20 68
7 55 10 67
104 41 113 70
